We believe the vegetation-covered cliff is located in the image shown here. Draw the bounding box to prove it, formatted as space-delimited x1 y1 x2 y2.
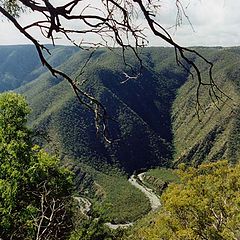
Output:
0 45 238 172
0 45 240 239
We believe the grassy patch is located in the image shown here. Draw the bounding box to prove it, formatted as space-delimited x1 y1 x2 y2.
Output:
93 172 151 223
142 168 180 195
145 168 180 183
78 163 151 223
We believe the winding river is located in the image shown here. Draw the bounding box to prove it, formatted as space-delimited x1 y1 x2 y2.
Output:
128 173 161 211
75 173 161 229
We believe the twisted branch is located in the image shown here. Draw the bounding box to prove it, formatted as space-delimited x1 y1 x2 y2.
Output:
0 0 227 139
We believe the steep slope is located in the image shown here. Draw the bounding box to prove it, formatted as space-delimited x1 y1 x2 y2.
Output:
0 45 40 91
1 45 239 227
18 47 187 173
0 45 79 92
172 47 240 165
0 45 239 173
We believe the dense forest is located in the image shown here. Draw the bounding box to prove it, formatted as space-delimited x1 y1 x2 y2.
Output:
0 45 239 239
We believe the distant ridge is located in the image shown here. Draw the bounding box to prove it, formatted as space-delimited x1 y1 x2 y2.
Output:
0 45 239 172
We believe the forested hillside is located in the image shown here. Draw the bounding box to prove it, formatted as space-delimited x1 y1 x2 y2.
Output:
172 47 240 165
0 45 239 173
0 45 78 91
17 46 188 173
1 45 240 238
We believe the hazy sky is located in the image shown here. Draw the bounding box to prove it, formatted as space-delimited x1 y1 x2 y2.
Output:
0 0 239 47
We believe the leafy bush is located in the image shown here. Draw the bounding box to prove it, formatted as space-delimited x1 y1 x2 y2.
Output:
129 160 240 240
0 92 74 239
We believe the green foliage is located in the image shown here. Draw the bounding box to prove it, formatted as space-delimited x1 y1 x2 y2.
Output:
2 45 239 172
0 45 239 179
70 218 123 240
0 45 78 92
20 47 185 173
75 164 151 223
129 160 240 240
143 168 180 194
145 168 180 183
92 171 151 223
228 107 240 163
1 0 22 17
172 47 240 166
0 92 73 239
0 45 239 239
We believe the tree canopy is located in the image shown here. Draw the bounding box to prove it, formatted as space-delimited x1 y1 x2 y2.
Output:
129 160 240 240
0 92 74 240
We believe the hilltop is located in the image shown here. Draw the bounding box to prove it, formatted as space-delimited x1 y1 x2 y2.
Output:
0 45 239 173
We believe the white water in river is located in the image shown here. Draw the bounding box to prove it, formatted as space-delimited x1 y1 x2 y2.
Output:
75 173 161 229
128 174 161 211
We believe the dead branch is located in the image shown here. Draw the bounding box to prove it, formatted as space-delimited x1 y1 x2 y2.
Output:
32 181 72 240
0 0 226 140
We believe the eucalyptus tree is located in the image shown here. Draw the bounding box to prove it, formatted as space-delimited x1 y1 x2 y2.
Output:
0 92 74 240
130 160 240 240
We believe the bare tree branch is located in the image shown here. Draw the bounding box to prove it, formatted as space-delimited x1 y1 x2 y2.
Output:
0 0 228 139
